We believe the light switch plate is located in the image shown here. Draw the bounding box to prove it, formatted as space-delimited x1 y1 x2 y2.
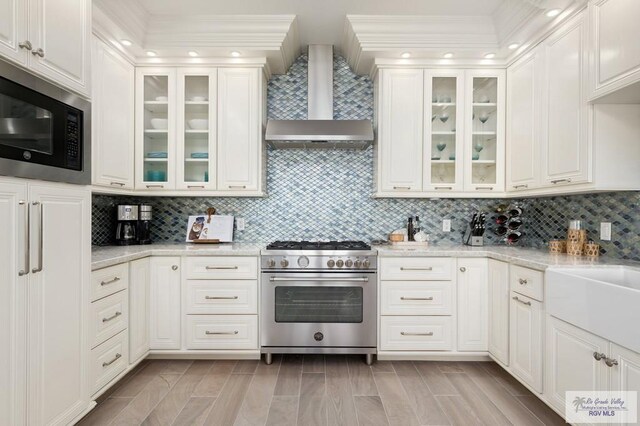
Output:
600 222 611 241
236 218 245 231
443 219 451 232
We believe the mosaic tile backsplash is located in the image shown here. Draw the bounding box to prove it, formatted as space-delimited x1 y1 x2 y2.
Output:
92 54 640 262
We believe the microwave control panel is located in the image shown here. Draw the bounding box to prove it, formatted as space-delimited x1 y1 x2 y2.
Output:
65 112 81 170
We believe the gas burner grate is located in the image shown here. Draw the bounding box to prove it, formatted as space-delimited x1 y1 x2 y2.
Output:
266 240 371 251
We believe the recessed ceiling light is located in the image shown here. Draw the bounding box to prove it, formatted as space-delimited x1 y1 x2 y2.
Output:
188 51 199 57
546 8 562 17
231 51 241 57
484 53 496 59
146 50 157 57
120 39 132 47
508 43 520 50
401 52 411 59
443 52 454 59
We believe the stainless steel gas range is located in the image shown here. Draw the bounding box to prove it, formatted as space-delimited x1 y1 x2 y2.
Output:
260 241 377 365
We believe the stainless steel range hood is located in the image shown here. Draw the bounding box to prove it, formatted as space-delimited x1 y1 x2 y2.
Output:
265 45 374 149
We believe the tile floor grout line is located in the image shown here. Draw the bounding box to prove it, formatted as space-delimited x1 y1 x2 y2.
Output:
260 356 283 426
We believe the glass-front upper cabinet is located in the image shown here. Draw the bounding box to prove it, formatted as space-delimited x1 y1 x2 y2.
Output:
464 70 506 192
176 70 217 190
135 69 176 190
424 71 465 192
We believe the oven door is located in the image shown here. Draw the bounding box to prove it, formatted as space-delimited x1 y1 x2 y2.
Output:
261 272 377 349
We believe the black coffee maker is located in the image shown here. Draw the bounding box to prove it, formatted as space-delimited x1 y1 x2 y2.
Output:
115 205 138 245
137 205 152 245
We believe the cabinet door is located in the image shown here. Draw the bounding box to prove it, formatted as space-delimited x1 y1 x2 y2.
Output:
457 258 488 351
506 50 542 192
129 258 150 363
510 292 543 392
217 68 261 192
28 182 90 425
149 257 181 350
544 315 609 413
488 259 509 366
423 71 464 192
27 0 90 96
92 36 135 189
609 343 640 425
0 0 27 65
0 180 27 426
543 13 590 187
377 69 424 194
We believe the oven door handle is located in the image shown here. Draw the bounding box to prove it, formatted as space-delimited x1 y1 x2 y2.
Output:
269 277 369 282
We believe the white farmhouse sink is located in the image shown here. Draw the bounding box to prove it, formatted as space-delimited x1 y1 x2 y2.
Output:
546 266 640 353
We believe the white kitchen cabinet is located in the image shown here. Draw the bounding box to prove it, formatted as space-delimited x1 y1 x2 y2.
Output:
542 13 590 187
149 257 181 350
609 343 640 411
376 68 425 194
0 0 27 65
92 35 135 190
457 258 488 351
510 291 543 392
506 49 543 193
488 259 509 366
129 258 150 363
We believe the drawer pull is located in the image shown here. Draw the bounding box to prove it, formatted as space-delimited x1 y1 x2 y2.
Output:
435 186 453 190
102 311 122 323
145 184 165 189
475 187 494 191
205 330 239 335
512 184 529 189
102 353 121 367
187 185 205 189
205 266 239 270
100 276 121 286
393 186 411 190
110 182 125 187
228 185 246 189
400 267 433 271
551 178 572 185
593 352 606 361
205 295 239 300
512 296 531 306
518 278 528 285
604 357 619 367
401 331 434 336
400 296 434 301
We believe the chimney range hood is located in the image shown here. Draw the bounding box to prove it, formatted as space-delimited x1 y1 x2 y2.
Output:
265 45 374 149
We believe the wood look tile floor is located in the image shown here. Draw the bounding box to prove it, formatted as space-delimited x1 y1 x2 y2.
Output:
78 356 566 426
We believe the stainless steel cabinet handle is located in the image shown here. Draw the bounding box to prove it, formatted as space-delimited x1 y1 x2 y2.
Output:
513 184 529 189
270 277 369 282
551 178 572 185
102 353 121 367
146 184 164 189
172 265 178 271
18 200 30 276
401 331 434 336
604 357 619 367
400 296 434 301
205 295 238 300
31 201 43 273
393 186 411 190
518 278 528 285
512 296 531 306
435 186 453 190
400 267 433 271
102 311 122 323
110 182 125 187
31 48 44 58
593 352 606 361
19 40 32 51
205 266 238 270
475 187 494 191
460 267 466 272
206 330 238 335
100 277 120 286
228 185 246 189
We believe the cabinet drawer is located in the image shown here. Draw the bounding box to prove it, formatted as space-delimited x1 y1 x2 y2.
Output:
185 315 258 350
90 290 128 348
91 330 128 395
91 263 128 302
380 257 453 281
380 316 453 351
186 280 258 314
185 257 258 280
510 265 544 301
381 281 453 316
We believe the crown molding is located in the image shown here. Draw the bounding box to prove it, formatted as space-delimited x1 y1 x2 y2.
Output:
93 0 149 45
135 57 272 79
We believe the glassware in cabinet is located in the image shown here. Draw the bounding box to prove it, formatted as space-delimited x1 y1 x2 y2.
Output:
142 74 170 187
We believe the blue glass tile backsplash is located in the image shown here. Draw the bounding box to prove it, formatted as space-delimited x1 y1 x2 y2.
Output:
92 54 640 262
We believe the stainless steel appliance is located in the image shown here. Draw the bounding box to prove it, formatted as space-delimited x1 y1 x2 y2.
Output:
261 241 377 365
137 205 152 245
115 205 138 245
0 59 90 184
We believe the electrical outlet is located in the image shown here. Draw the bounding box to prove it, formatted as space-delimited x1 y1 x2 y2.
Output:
443 219 452 232
236 218 246 231
600 222 611 241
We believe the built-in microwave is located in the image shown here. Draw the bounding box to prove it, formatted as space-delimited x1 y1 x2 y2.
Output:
0 59 90 185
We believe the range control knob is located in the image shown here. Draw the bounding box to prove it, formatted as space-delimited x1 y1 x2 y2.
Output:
362 259 371 269
298 256 310 268
354 259 362 269
327 259 335 268
336 259 344 268
267 259 276 268
280 258 289 268
345 259 354 268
